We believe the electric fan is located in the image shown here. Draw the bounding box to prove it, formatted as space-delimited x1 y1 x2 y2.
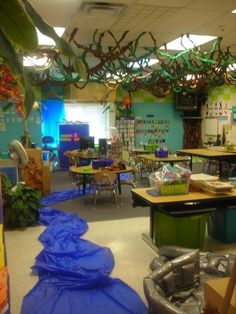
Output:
9 140 29 167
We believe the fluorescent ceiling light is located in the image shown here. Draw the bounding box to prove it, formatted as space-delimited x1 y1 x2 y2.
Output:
37 27 65 46
160 34 217 51
231 9 236 13
227 63 236 71
129 59 159 68
23 56 50 68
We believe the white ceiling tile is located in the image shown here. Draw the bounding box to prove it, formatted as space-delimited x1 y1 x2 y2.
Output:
27 0 236 52
136 0 191 6
186 0 236 12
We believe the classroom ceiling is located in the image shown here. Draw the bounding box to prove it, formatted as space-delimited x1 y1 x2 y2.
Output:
30 0 236 52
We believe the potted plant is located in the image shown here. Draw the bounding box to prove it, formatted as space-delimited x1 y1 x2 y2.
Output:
0 173 41 229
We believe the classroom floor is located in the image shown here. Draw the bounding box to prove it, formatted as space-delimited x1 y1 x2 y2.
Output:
4 168 236 314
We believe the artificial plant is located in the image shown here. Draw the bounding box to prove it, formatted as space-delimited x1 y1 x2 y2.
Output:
0 173 41 229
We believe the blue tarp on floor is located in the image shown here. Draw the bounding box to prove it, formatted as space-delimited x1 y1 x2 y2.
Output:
21 207 148 313
21 275 148 314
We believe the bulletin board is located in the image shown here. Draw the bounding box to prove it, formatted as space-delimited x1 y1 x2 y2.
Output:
0 107 42 152
132 102 183 152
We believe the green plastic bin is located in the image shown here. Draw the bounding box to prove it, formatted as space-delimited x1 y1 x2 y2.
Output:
208 208 236 243
154 211 208 249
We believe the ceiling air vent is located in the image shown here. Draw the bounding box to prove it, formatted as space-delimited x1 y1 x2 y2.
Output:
80 1 125 17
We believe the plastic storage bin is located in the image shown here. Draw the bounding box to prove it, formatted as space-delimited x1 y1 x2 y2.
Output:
155 150 168 158
149 175 190 196
208 207 236 243
154 211 208 249
92 158 113 169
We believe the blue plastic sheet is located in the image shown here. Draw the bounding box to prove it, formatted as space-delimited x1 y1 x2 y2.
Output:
21 275 148 314
33 239 115 280
21 199 148 313
41 188 92 206
38 207 85 226
39 214 88 250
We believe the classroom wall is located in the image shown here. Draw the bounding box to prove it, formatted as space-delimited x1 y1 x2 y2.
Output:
117 89 184 153
0 106 42 153
0 85 185 154
202 84 236 145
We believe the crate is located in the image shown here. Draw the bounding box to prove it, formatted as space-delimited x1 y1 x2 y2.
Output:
208 207 236 243
154 211 208 249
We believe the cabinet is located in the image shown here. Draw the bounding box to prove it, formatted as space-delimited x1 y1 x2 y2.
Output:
58 123 89 170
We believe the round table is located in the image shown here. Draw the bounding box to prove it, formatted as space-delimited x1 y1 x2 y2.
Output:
69 165 133 194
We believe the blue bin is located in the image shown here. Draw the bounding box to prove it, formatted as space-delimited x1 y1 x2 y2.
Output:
208 207 236 243
155 150 168 158
92 158 113 169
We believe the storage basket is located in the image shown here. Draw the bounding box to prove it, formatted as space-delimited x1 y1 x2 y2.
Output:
155 150 168 158
92 158 113 169
149 175 190 195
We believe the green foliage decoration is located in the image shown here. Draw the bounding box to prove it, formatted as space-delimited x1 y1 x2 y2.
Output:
0 173 41 229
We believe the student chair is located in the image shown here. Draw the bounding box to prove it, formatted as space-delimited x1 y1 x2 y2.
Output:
93 170 118 208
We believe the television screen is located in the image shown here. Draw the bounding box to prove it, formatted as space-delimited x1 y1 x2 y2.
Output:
79 136 94 150
175 91 198 112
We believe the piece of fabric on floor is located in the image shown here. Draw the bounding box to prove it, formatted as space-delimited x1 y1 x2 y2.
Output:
41 188 92 206
38 207 87 227
38 210 88 243
33 238 115 280
21 204 148 314
21 275 148 314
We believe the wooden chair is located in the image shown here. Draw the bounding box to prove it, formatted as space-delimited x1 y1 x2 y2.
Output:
93 170 118 208
64 151 84 192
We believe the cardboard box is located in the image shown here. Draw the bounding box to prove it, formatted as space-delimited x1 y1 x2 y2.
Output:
204 277 236 314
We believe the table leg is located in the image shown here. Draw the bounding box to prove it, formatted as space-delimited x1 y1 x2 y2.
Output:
189 156 193 170
219 160 223 179
82 174 86 195
117 173 121 194
150 205 155 241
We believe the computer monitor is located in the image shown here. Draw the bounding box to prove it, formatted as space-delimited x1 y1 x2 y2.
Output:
79 136 95 150
99 138 107 155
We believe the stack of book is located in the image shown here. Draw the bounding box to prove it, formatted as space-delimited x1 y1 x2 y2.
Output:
201 181 233 194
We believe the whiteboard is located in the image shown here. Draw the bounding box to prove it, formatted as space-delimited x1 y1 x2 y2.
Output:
204 119 218 136
205 118 230 138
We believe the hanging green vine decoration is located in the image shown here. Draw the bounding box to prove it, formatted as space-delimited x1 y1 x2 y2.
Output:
23 30 236 98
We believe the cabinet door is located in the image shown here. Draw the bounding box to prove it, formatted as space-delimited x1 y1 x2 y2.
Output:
58 124 89 170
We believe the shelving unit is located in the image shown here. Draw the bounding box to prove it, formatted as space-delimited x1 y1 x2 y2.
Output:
115 119 135 151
